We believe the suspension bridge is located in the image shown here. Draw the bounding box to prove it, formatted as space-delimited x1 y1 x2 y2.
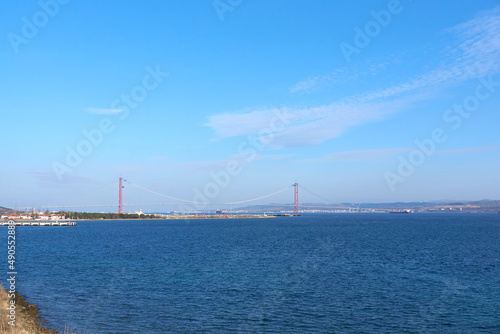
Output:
20 178 333 214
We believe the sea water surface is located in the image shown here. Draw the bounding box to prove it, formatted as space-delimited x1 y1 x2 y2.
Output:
1 213 499 333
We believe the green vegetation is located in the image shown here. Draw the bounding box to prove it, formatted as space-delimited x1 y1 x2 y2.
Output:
58 211 156 220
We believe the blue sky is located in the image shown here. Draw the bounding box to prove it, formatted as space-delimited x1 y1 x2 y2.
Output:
1 0 500 210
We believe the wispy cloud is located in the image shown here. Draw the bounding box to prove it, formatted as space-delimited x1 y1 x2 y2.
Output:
435 146 500 155
83 108 125 115
206 6 500 149
351 6 500 103
290 68 351 94
302 148 412 163
302 145 499 163
269 98 414 148
290 76 322 94
448 6 500 71
206 92 421 149
290 61 390 94
205 107 290 138
29 169 98 187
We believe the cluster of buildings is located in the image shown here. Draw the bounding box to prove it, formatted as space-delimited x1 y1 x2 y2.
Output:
1 213 67 221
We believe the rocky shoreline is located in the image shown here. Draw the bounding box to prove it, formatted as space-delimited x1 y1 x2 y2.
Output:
0 286 57 333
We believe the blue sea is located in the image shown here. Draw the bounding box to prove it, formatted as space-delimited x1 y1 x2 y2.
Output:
2 213 499 333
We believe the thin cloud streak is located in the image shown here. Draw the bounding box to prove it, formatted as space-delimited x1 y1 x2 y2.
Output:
301 146 500 162
206 6 500 149
290 61 389 94
290 68 351 94
303 145 500 163
302 148 412 163
29 169 98 187
206 93 423 149
83 108 125 115
435 146 500 155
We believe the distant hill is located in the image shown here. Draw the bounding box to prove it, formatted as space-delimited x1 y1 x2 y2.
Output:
0 206 15 214
235 200 500 213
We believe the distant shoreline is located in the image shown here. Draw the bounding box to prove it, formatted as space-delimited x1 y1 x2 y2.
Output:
1 214 278 223
2 211 499 223
72 214 276 221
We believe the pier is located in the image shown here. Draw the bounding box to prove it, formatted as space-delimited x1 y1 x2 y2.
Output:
0 221 76 226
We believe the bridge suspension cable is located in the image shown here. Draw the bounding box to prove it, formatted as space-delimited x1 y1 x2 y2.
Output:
19 178 298 211
125 181 291 206
125 181 197 204
224 186 291 205
298 184 335 204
